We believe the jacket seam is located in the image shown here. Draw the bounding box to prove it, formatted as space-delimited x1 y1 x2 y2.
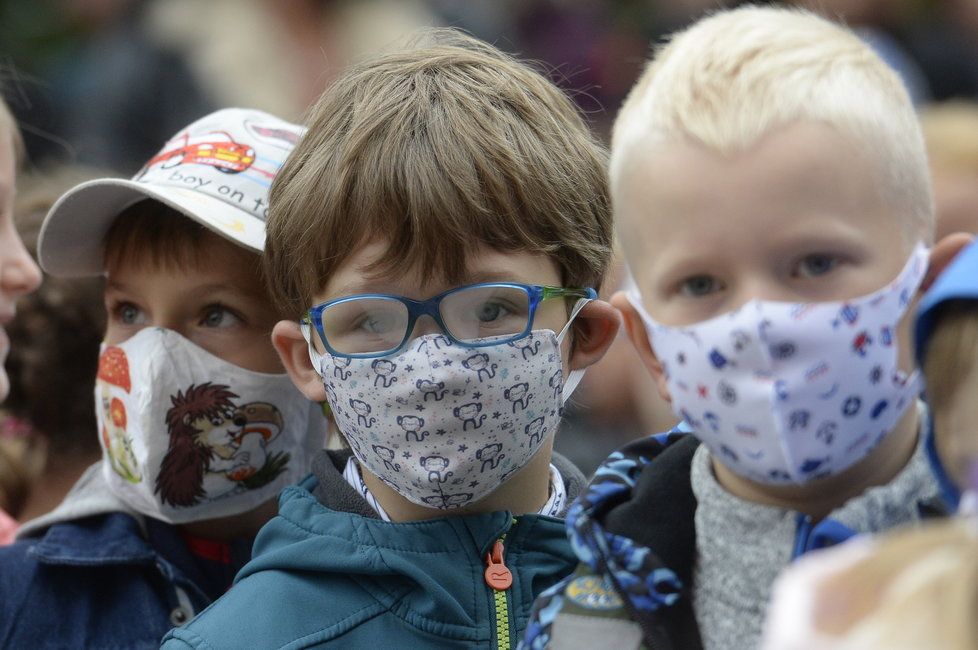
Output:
277 501 509 555
278 601 392 649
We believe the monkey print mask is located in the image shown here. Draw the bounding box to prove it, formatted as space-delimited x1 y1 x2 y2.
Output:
305 303 589 510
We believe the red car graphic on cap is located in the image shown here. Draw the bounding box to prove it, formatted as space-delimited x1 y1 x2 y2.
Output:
145 131 256 174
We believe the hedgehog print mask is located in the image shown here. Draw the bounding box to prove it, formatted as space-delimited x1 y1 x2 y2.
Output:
95 327 327 523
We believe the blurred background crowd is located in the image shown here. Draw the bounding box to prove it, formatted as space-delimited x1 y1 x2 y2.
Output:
2 0 977 524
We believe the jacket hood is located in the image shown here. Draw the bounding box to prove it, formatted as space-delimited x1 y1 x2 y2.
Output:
16 463 142 539
915 238 978 362
914 238 978 511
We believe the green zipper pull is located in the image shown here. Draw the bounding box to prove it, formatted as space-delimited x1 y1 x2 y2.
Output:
484 540 512 591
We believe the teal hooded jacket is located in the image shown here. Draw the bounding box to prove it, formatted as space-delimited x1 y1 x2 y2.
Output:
161 450 583 649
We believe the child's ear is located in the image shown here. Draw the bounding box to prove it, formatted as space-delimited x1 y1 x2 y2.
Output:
271 320 327 401
921 232 974 292
610 291 672 404
567 300 619 371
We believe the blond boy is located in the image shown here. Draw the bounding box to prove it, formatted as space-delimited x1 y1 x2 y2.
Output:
524 7 972 650
162 31 620 649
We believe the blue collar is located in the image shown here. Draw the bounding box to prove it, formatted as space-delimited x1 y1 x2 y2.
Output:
29 512 158 566
28 510 250 606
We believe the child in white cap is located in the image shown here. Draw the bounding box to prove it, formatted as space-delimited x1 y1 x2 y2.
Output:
0 108 326 649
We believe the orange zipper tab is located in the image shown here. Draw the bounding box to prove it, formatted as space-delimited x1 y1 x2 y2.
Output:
484 540 513 591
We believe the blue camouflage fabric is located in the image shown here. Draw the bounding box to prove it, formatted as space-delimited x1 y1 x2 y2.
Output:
523 427 697 650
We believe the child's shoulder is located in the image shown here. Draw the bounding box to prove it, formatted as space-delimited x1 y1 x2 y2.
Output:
578 425 699 521
163 556 382 650
525 425 703 649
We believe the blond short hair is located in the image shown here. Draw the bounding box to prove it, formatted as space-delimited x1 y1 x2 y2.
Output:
265 29 612 317
611 6 934 245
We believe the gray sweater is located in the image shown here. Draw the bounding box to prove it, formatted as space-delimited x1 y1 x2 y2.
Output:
691 413 938 650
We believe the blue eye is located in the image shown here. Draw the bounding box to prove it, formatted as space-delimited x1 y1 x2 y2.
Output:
360 313 398 334
201 306 242 328
115 302 145 325
796 255 839 278
475 301 509 323
680 275 719 297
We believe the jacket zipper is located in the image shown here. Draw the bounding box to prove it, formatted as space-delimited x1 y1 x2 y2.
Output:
484 521 515 650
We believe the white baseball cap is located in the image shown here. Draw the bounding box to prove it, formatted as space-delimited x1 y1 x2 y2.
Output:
38 108 305 277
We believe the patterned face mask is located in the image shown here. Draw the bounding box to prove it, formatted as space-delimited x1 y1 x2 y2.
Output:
305 303 588 510
95 328 327 523
627 244 928 485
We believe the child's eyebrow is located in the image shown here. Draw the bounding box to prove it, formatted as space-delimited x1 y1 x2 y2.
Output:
330 271 536 299
464 270 529 285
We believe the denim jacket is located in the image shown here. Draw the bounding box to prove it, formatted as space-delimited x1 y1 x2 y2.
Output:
0 464 247 649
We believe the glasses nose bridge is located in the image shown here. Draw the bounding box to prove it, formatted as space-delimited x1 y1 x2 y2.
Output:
416 295 445 321
406 295 450 338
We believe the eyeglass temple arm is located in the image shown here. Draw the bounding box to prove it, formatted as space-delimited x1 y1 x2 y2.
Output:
540 286 597 300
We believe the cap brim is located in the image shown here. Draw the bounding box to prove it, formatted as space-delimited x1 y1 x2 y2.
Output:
38 178 266 277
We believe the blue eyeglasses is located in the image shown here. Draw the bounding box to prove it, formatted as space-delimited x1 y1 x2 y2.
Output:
301 282 595 359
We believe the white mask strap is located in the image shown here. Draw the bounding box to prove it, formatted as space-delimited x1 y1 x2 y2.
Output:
300 320 326 376
556 297 591 344
558 297 592 404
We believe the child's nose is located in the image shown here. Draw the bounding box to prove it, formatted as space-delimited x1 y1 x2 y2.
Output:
733 276 800 308
407 314 444 341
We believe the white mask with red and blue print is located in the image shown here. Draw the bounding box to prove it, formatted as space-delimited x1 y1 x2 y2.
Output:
304 302 588 510
627 244 928 485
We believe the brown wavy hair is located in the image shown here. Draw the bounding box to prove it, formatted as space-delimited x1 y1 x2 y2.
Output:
265 29 612 317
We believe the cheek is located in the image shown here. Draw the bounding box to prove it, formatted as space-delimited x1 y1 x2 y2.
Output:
103 322 135 345
199 334 284 374
895 312 915 373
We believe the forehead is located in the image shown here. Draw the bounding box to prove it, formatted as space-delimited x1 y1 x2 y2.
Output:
614 121 903 274
315 239 563 302
106 230 263 292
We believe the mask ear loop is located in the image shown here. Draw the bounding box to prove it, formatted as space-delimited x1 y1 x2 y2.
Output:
557 297 592 404
300 320 327 377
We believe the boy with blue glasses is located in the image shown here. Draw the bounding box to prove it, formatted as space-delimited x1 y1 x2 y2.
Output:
162 30 619 649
